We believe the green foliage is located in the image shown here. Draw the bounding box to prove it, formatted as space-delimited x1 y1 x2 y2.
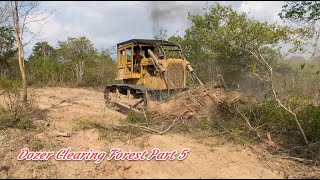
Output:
250 99 320 142
82 49 116 87
15 118 33 130
73 118 143 143
57 37 97 85
125 111 149 125
0 107 33 130
279 1 320 23
26 56 71 86
0 78 21 92
73 118 92 131
0 26 17 79
0 26 15 58
248 100 293 126
214 97 320 144
194 117 212 131
29 41 56 60
23 37 117 87
169 4 309 86
297 104 320 141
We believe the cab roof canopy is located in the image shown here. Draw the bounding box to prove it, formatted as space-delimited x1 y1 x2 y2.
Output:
117 39 177 47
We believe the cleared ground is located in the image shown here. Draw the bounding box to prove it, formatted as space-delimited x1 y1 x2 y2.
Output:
0 87 317 178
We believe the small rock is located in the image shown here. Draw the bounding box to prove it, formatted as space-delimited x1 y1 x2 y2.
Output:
54 131 70 137
115 164 121 170
123 163 132 170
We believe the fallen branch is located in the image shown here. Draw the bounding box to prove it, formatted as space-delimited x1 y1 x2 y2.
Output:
120 113 181 135
217 74 228 90
140 105 148 124
236 108 263 141
54 131 70 137
182 101 200 121
248 146 273 170
206 93 220 101
159 117 179 135
279 156 314 163
126 123 161 134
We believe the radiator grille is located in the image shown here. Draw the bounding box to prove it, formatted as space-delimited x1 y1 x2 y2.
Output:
167 63 184 88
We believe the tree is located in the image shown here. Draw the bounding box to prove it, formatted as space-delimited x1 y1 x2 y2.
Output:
0 26 17 77
83 48 117 86
0 2 9 25
170 4 307 85
7 1 53 104
279 1 320 65
279 1 320 24
9 1 27 103
166 4 311 144
57 36 97 85
29 41 55 60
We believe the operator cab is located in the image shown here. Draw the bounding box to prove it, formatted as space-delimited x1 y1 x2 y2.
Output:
116 39 185 80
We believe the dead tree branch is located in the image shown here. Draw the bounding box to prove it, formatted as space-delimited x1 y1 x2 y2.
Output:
258 47 308 145
251 47 309 145
236 108 263 141
217 74 228 90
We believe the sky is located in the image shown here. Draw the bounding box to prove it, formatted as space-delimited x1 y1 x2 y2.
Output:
24 1 297 59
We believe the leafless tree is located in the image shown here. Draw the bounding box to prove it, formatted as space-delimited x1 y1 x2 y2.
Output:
0 2 9 25
7 1 54 104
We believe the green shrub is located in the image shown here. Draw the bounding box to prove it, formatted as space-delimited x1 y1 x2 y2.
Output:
298 104 320 141
0 108 34 130
15 118 33 130
125 111 149 125
214 97 320 145
0 78 21 93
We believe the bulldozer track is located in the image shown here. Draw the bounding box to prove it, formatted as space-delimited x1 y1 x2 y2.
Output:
104 84 189 114
104 84 147 114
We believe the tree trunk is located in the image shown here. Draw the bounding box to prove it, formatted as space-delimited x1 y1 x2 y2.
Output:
75 61 84 85
79 60 84 83
17 36 27 103
11 1 27 104
75 63 79 84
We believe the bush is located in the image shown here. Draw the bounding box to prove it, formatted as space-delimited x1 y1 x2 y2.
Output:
298 104 320 142
125 111 149 125
213 97 320 146
0 108 34 130
15 118 34 130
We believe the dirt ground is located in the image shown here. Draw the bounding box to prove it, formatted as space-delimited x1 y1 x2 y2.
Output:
0 87 317 178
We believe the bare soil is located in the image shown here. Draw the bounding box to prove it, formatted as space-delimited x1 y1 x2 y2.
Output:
0 87 318 178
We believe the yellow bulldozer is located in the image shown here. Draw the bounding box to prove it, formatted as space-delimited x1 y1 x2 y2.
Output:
104 39 203 114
